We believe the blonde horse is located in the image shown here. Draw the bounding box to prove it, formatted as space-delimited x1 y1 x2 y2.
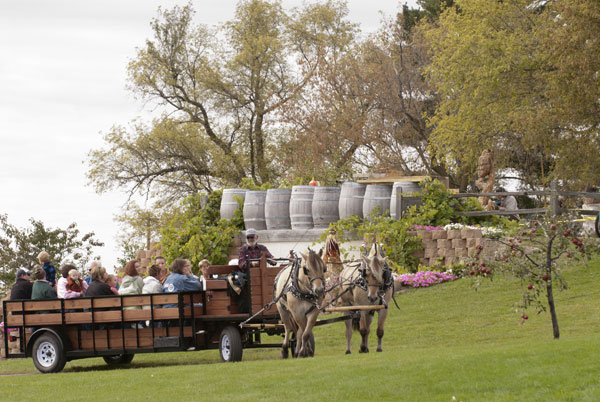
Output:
338 243 394 354
274 248 326 358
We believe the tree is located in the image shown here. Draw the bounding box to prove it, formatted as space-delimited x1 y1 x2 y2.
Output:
278 7 451 184
0 214 103 293
87 1 355 203
114 201 164 268
470 214 591 339
424 0 600 189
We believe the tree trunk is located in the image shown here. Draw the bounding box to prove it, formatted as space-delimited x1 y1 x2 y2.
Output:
546 280 560 339
546 236 560 339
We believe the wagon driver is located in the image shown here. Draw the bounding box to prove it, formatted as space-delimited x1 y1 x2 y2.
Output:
238 228 276 270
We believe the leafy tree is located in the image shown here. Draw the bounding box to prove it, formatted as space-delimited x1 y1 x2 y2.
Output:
87 1 355 203
279 6 452 185
160 190 244 271
113 201 165 268
424 0 600 189
0 215 103 293
469 214 595 339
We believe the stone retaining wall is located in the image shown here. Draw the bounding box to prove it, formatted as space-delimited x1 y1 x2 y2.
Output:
410 229 485 267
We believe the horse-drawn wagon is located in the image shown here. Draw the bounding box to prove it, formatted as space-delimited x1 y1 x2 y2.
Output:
2 245 394 373
2 257 287 373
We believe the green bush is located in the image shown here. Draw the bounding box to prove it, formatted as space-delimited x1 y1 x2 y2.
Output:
322 211 423 273
160 190 242 273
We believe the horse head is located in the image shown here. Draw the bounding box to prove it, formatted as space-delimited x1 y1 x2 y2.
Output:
360 243 387 303
299 248 327 297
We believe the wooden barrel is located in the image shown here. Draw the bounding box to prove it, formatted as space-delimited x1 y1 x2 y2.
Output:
390 182 422 219
220 188 247 220
339 182 366 219
243 191 267 230
312 187 341 228
265 189 292 230
362 184 392 219
290 186 315 230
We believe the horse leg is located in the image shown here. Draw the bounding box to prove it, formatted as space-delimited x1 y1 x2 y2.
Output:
294 315 307 358
278 307 294 359
301 311 318 357
359 312 372 353
376 308 388 352
344 312 353 354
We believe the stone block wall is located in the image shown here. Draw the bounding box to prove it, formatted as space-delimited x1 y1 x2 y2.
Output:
411 229 484 267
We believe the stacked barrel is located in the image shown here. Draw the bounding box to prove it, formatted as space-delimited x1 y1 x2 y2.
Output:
220 181 422 229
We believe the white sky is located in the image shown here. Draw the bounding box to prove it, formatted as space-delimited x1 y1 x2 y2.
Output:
0 0 417 272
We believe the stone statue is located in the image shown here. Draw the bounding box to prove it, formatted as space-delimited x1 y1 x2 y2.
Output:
475 149 496 210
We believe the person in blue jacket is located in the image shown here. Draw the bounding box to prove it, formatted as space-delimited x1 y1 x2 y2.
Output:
163 258 203 294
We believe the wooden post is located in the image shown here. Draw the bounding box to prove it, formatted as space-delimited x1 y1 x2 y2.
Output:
396 194 403 220
550 181 560 216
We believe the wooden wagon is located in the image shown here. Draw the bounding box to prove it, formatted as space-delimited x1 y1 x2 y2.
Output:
2 257 285 373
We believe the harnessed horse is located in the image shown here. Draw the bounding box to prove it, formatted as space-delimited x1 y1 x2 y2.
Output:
338 243 394 354
274 248 326 358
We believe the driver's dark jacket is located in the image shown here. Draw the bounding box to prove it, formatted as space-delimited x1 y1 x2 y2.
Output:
238 244 273 269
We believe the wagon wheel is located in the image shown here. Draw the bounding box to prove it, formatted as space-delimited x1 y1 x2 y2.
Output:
32 333 67 374
103 354 135 365
219 326 243 362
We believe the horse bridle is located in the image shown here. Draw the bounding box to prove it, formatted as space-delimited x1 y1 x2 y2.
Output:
288 255 324 302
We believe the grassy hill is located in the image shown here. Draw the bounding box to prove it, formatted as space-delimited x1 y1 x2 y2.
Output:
1 258 599 401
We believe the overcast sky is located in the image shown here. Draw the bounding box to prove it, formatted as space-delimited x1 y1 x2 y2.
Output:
0 0 417 271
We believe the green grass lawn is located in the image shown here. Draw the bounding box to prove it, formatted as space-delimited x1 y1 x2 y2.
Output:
1 259 599 401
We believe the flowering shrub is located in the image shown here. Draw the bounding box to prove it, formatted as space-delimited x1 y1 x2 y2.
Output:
442 223 505 239
413 225 444 231
394 270 458 288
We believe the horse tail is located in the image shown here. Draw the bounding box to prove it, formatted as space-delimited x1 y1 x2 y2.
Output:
352 315 360 332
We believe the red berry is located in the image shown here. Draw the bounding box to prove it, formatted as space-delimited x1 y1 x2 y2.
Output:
542 274 549 281
522 314 528 320
527 284 533 290
530 229 537 233
567 253 572 258
564 229 571 237
469 270 475 276
480 262 486 267
534 221 539 226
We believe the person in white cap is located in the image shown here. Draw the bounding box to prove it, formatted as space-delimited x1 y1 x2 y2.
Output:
238 228 275 270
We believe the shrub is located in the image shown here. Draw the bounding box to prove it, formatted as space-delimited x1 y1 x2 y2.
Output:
160 190 243 273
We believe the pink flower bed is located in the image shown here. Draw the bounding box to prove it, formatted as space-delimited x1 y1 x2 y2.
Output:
394 271 458 288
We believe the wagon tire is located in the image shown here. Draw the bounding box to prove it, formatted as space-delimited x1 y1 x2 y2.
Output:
103 354 135 365
32 333 67 374
219 326 243 362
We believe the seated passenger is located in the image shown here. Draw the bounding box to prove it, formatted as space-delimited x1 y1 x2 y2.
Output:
163 259 203 293
85 265 114 297
31 266 57 300
10 268 32 300
105 274 119 295
57 264 74 299
119 259 144 296
143 264 165 295
65 269 86 298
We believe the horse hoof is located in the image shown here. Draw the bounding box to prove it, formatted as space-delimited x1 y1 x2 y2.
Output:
359 347 369 354
281 349 289 359
376 348 382 353
345 350 351 355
